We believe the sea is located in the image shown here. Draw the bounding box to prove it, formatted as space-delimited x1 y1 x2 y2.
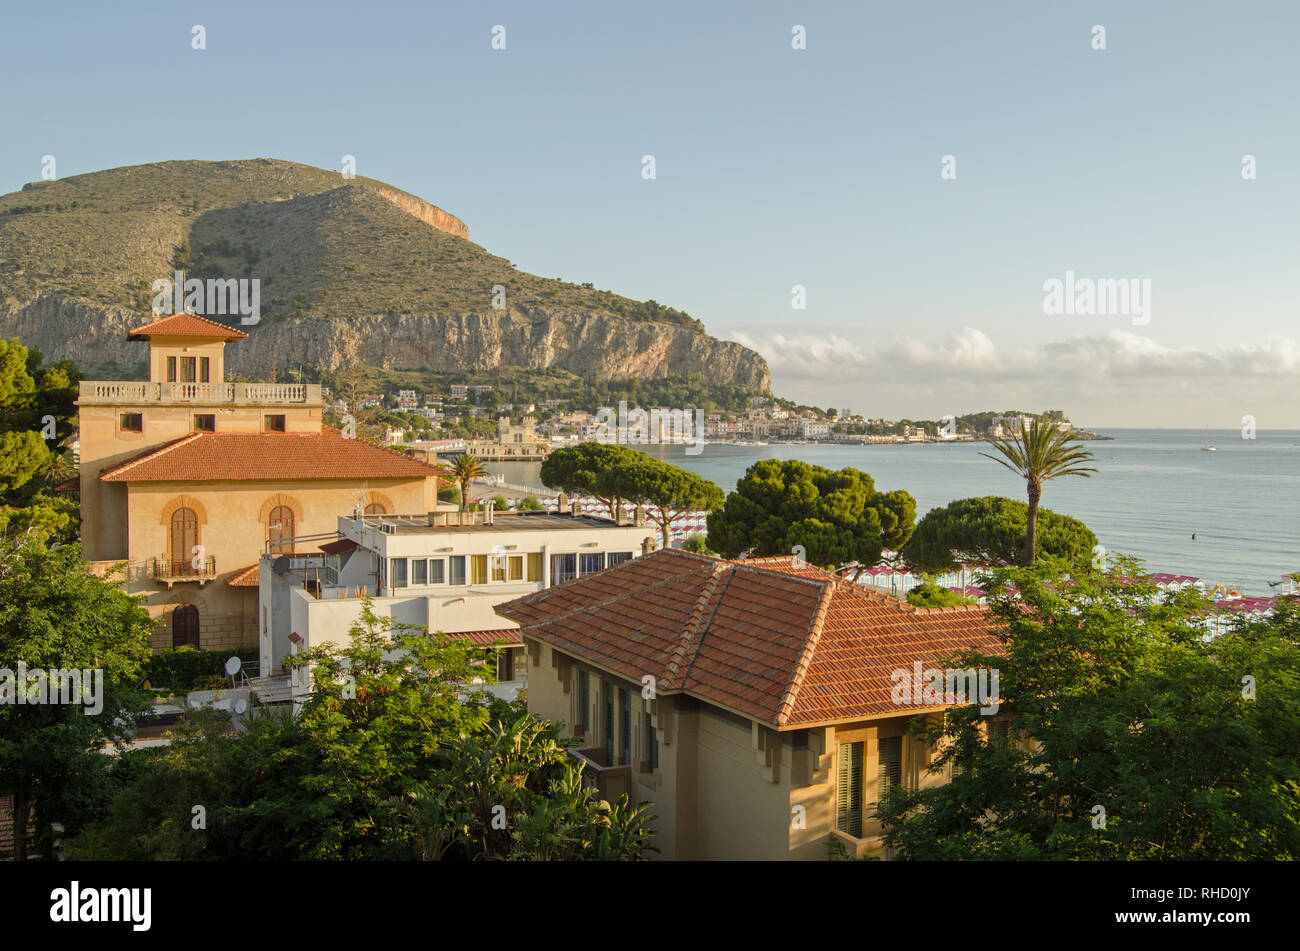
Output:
485 429 1300 596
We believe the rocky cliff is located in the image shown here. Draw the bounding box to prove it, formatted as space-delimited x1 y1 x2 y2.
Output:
0 294 772 389
0 158 771 390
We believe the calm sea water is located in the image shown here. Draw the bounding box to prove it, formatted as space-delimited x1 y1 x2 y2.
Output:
488 430 1300 595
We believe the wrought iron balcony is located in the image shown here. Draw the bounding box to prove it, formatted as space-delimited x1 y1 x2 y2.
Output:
150 554 217 584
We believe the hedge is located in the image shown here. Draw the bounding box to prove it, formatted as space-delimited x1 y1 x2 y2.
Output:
143 646 259 692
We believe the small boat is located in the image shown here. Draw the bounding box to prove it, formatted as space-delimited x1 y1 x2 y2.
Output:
1201 425 1216 452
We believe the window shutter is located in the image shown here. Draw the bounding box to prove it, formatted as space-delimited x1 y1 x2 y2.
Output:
836 742 863 837
878 736 902 802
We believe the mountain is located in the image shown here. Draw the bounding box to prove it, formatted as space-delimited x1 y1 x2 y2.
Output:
0 159 770 388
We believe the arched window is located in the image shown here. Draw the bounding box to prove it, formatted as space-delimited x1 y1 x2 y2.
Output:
268 505 295 554
169 507 198 575
363 502 388 516
172 604 200 648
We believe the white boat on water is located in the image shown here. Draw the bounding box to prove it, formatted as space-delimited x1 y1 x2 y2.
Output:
1201 425 1216 451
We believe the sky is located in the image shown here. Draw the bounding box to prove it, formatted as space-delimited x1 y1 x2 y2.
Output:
1 1 1297 427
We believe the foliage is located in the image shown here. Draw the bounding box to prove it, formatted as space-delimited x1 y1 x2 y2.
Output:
0 159 712 354
615 456 723 547
518 495 544 511
437 486 460 505
69 602 657 861
681 533 712 555
903 496 1096 573
905 581 973 607
542 442 722 544
706 459 916 569
540 442 644 517
980 418 1097 563
448 455 488 512
878 558 1300 860
0 339 81 542
0 537 153 859
142 646 258 692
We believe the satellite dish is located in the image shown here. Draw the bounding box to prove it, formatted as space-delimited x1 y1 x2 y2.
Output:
272 555 291 575
224 656 242 676
233 698 248 714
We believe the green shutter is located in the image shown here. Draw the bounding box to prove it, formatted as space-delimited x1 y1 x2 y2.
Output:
878 736 902 804
836 742 863 837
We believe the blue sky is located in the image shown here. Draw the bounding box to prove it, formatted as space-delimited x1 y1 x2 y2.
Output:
2 1 1297 426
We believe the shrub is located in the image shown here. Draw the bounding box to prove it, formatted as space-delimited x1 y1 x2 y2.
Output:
437 486 460 505
142 647 257 692
519 495 544 511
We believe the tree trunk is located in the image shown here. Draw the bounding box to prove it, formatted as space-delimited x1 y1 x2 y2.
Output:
12 790 29 862
1025 480 1041 564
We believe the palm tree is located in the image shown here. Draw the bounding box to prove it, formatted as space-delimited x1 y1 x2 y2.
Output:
980 418 1097 564
448 454 489 511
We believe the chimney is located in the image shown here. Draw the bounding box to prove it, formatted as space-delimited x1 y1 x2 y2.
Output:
634 504 645 528
427 511 436 527
485 498 495 526
557 492 568 514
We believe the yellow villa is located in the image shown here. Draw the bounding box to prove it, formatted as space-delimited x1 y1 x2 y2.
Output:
497 548 1009 861
76 313 447 653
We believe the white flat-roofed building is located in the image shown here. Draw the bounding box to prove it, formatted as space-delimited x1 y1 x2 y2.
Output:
257 506 660 702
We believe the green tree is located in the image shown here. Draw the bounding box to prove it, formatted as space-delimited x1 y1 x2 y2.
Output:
681 533 712 555
448 455 488 512
905 581 973 607
539 442 644 518
70 603 657 860
0 537 153 860
616 458 724 548
706 459 916 569
518 495 544 511
879 558 1300 860
981 419 1097 563
903 496 1096 574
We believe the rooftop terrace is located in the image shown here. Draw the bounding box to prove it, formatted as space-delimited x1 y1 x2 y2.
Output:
349 509 644 535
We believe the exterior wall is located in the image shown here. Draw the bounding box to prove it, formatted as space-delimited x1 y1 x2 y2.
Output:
122 478 433 656
523 638 958 861
261 518 654 674
145 336 228 385
143 584 258 654
77 334 323 561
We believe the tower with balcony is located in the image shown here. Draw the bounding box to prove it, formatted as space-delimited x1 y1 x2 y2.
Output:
77 313 325 565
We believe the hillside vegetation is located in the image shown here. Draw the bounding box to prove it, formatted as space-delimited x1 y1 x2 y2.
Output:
0 158 702 331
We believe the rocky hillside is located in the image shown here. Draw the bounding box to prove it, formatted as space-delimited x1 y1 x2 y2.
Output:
0 159 770 389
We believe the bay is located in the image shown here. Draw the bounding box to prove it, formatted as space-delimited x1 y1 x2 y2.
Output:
485 429 1300 595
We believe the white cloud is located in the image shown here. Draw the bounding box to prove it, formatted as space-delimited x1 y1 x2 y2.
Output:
732 327 1300 384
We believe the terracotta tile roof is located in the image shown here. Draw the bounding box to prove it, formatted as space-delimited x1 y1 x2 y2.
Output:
100 427 444 483
228 564 260 587
497 549 1005 729
441 629 523 647
127 313 248 341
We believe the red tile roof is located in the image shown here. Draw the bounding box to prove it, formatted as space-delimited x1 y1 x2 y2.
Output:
100 427 444 483
127 313 249 341
228 564 260 587
497 549 1005 729
441 629 523 647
